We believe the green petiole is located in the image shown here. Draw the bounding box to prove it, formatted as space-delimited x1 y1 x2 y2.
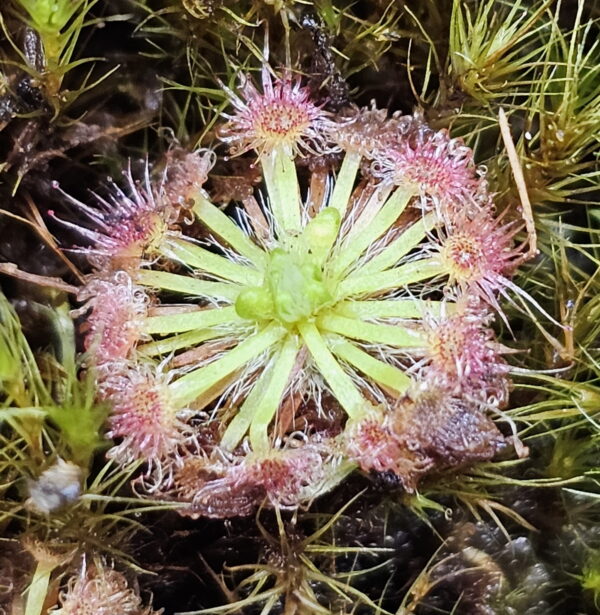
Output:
330 187 414 277
163 238 263 286
338 258 445 297
298 321 366 420
261 147 302 235
170 323 286 407
136 269 241 302
192 193 268 267
249 334 299 454
143 305 243 335
327 335 411 394
318 312 425 347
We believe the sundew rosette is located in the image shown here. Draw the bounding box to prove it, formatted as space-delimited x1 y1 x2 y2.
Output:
77 69 526 517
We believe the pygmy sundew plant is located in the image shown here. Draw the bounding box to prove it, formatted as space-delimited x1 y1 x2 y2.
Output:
53 558 160 615
73 66 528 517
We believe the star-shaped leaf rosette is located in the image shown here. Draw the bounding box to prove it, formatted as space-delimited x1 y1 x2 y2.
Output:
74 66 529 518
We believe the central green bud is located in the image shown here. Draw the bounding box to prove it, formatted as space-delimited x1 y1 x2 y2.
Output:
235 207 341 326
269 249 331 324
235 248 332 326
